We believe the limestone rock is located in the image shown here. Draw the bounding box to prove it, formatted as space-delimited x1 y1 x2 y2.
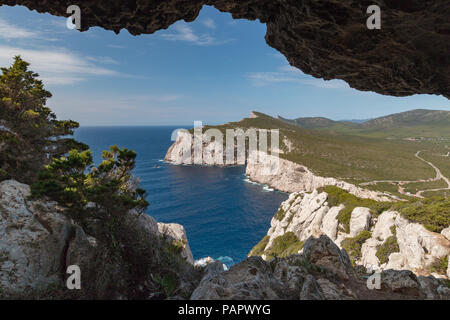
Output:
442 227 450 241
0 180 95 296
201 261 226 282
157 222 195 265
380 269 423 297
190 256 285 300
418 276 450 300
349 207 371 236
303 235 353 280
299 275 325 300
245 154 391 201
257 191 450 281
165 131 391 202
448 257 450 279
136 213 159 236
321 205 343 241
393 215 450 273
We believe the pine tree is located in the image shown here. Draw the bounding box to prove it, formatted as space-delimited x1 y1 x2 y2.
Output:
0 56 87 183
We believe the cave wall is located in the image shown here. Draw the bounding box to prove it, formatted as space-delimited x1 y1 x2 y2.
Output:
1 0 449 98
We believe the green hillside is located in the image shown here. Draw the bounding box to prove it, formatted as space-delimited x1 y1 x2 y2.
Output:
203 111 450 198
279 109 450 140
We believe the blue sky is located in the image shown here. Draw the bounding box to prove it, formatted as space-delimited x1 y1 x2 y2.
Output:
0 5 449 126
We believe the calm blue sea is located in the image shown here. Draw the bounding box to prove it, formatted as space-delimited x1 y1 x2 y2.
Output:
74 126 288 267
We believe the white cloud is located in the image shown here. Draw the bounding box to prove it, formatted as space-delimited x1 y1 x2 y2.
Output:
268 52 286 60
86 56 119 65
49 92 188 125
0 18 38 39
247 64 349 89
247 72 301 87
0 45 119 85
201 18 216 29
160 23 232 46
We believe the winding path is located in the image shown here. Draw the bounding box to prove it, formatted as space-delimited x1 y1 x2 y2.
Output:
415 151 450 197
360 150 450 198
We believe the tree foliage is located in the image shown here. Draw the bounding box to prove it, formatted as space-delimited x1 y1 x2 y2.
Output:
31 145 149 239
0 56 86 183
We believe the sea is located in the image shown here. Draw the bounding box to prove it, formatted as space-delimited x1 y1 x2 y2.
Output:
74 126 288 268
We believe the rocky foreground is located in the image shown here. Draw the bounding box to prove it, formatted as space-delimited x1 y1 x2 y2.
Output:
0 180 197 298
1 179 449 300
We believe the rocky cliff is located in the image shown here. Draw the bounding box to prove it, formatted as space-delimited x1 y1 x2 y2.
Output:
245 150 391 201
165 130 391 201
192 235 450 300
250 190 450 280
0 180 198 298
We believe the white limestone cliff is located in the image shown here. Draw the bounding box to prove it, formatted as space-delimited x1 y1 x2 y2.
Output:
255 190 450 279
165 131 391 201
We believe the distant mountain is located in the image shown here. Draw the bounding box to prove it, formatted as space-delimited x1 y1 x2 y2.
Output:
278 109 450 138
361 109 450 129
277 116 339 129
341 119 372 124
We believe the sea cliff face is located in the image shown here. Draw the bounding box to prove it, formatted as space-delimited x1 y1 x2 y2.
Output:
165 131 391 201
245 151 391 201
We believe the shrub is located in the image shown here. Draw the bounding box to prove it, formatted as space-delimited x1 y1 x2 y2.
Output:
341 230 372 265
264 232 304 260
249 235 270 257
274 207 286 220
375 235 400 264
30 146 149 235
319 186 391 233
392 197 450 232
429 256 448 275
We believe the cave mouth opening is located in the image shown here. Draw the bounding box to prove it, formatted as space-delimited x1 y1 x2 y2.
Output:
1 0 448 99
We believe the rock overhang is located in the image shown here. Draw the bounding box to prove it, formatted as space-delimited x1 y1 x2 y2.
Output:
1 0 449 98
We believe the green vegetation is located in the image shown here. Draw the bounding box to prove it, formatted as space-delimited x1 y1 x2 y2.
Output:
421 190 450 198
249 233 305 260
0 57 199 299
281 109 450 140
429 256 448 275
376 235 400 264
341 230 372 265
248 235 270 257
319 186 449 233
318 186 391 233
264 232 304 260
204 112 449 193
392 197 450 233
30 146 149 230
0 56 87 184
274 207 286 221
403 179 448 195
419 151 450 183
365 182 401 196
